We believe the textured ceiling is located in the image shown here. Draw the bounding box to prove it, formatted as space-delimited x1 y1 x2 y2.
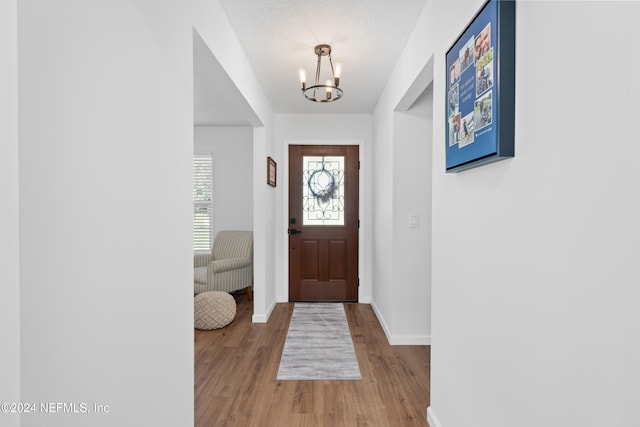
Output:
217 0 429 114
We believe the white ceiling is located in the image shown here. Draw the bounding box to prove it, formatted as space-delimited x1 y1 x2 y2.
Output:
194 0 429 124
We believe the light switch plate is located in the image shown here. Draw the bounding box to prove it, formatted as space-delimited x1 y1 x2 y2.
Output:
410 212 420 228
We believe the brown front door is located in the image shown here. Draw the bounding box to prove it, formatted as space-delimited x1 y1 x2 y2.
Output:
288 145 359 302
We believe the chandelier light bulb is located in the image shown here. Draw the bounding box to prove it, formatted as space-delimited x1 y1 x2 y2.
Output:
334 63 342 87
298 68 307 90
325 80 332 100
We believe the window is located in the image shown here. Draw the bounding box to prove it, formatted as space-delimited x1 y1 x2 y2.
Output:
193 154 213 252
302 155 345 226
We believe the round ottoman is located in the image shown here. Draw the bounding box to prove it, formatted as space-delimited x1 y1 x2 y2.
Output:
194 291 236 330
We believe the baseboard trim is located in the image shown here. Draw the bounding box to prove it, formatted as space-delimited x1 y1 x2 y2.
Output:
370 299 431 345
252 297 277 323
370 299 393 344
390 334 431 345
427 406 442 427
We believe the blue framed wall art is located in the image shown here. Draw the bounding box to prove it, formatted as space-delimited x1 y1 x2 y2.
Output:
445 0 515 172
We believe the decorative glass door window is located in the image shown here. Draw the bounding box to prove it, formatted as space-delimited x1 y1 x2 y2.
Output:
302 156 345 226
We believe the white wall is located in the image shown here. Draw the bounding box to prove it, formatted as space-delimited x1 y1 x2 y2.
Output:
370 48 434 346
371 96 395 343
252 125 277 322
273 114 373 305
374 1 640 426
389 83 433 344
194 126 253 238
18 1 195 425
0 0 21 425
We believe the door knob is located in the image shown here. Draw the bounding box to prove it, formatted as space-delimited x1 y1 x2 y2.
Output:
288 228 302 235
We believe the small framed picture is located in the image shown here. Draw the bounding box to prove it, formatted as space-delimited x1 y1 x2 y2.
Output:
267 157 277 187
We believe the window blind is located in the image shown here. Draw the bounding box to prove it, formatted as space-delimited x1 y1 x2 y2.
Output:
193 154 213 252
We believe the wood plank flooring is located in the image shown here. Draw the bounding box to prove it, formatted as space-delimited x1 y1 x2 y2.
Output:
195 295 430 427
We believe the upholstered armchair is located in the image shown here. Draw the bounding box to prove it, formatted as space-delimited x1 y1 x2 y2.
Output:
194 230 253 299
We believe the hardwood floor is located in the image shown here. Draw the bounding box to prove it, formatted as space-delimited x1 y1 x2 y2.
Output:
195 294 430 427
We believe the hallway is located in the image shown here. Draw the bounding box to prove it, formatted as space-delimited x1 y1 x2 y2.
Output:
195 295 430 426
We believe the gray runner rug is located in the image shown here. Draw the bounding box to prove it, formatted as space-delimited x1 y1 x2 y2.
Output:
277 303 362 380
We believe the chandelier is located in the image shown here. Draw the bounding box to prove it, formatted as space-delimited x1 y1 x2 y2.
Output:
298 44 343 103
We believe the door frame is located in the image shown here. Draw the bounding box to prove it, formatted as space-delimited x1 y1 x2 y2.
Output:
279 138 369 304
